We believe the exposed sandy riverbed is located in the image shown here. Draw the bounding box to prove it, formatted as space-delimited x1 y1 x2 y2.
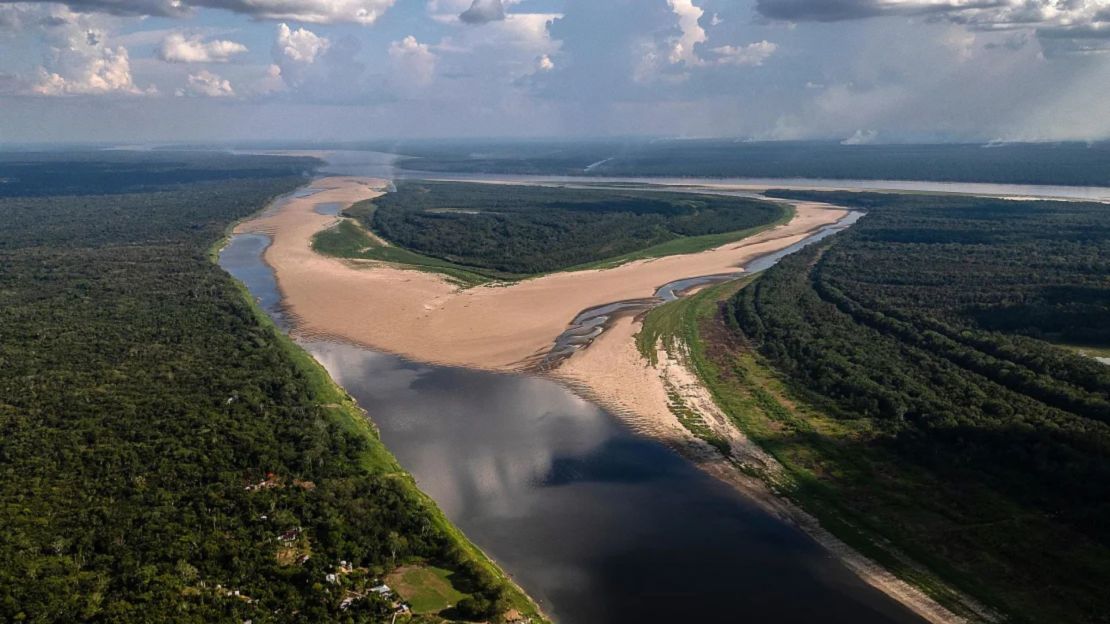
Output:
237 175 972 623
237 175 845 370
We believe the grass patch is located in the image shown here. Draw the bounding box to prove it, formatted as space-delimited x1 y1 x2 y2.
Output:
387 565 468 614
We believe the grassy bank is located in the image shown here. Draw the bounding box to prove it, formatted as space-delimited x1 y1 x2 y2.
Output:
637 280 995 621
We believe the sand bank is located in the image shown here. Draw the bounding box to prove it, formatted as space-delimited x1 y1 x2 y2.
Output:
554 318 984 624
237 176 845 371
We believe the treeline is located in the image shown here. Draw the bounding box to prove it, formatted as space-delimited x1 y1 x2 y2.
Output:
390 139 1110 186
0 151 317 197
728 191 1110 622
366 180 784 274
0 155 520 622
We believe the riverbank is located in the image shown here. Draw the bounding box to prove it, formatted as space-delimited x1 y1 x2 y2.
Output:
223 184 549 624
555 283 990 624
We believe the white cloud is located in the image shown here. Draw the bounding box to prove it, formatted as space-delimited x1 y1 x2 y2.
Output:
9 0 396 25
537 53 554 71
389 35 437 87
711 41 778 66
159 32 247 63
275 23 329 63
667 0 707 66
176 68 235 96
26 8 153 96
34 45 144 95
269 23 330 88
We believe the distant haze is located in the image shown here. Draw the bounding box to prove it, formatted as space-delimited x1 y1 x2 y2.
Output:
2 0 1110 143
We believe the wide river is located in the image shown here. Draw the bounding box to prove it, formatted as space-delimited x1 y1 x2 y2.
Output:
218 181 935 623
218 152 1110 623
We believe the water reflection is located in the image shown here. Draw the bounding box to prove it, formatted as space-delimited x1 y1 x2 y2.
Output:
306 340 925 624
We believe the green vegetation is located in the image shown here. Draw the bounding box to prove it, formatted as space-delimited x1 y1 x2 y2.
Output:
387 566 467 614
0 154 542 623
683 191 1110 623
638 280 986 619
335 180 785 276
312 216 494 287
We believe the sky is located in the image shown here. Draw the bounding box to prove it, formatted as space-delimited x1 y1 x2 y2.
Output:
1 0 1110 143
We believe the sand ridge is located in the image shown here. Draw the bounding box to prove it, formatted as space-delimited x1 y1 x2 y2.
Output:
237 175 847 370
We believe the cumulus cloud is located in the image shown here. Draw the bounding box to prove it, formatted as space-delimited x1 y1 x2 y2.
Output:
711 40 778 66
270 23 330 88
176 68 235 97
34 44 145 95
667 0 707 66
537 53 554 71
388 35 436 87
158 32 247 63
459 0 505 24
23 8 154 96
275 23 329 63
756 0 1110 53
0 0 396 24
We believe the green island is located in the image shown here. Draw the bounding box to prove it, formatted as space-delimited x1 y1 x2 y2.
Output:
638 191 1110 623
0 153 542 623
312 180 789 284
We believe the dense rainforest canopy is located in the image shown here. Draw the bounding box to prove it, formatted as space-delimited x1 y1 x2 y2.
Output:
362 180 785 274
729 190 1110 622
0 154 523 622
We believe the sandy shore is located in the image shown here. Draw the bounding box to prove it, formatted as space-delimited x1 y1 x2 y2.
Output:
554 318 985 624
237 175 845 370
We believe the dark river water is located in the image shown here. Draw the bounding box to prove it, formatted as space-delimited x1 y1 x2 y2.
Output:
218 190 926 624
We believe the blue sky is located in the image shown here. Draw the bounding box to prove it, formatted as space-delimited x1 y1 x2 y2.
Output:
2 0 1109 143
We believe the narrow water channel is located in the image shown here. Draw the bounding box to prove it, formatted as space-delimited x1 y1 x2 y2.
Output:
217 189 927 623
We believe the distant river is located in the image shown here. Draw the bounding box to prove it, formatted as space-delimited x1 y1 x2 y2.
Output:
218 189 927 623
304 148 1110 202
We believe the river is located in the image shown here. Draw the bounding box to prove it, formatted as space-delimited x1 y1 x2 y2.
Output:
218 186 928 623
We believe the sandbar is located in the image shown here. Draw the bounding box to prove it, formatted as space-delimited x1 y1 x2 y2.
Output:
237 176 845 370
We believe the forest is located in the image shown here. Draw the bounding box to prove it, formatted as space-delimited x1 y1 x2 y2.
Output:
722 191 1110 622
360 180 785 274
385 139 1110 186
0 153 531 622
